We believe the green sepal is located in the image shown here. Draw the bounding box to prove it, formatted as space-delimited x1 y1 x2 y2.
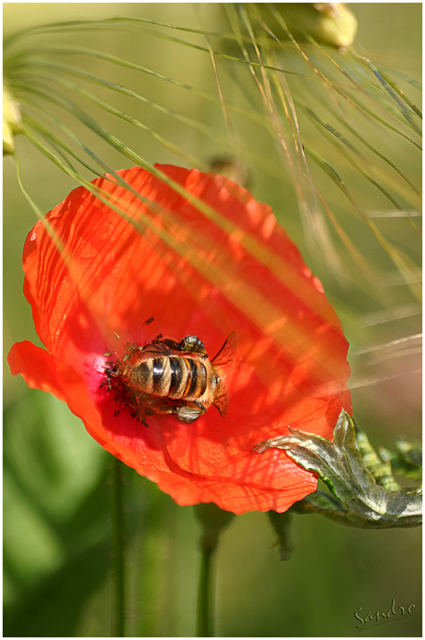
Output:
255 410 422 529
291 490 352 526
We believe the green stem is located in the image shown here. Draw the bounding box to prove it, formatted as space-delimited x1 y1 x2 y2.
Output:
196 544 215 637
112 458 125 637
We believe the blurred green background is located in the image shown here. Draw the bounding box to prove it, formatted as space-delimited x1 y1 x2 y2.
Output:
4 3 421 637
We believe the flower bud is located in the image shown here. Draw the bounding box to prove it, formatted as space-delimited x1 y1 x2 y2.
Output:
3 85 22 155
259 3 358 49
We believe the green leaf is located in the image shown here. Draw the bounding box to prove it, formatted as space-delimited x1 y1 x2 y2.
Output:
254 410 422 529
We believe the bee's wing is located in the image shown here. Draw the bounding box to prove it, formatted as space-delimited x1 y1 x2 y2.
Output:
213 381 229 416
211 331 237 368
211 332 236 417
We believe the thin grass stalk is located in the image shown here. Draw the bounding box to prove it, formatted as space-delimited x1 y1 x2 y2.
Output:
353 52 421 133
303 144 421 300
14 156 68 257
42 77 206 169
310 101 420 201
267 6 420 147
10 57 340 183
16 62 281 172
22 111 102 176
237 5 343 276
4 15 244 44
21 67 421 308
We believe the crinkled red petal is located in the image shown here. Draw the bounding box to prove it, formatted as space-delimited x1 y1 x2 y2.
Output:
10 164 351 513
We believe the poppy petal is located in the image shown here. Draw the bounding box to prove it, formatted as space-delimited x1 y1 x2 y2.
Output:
10 164 351 513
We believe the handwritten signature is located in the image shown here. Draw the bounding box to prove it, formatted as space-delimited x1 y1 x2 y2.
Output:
354 598 416 629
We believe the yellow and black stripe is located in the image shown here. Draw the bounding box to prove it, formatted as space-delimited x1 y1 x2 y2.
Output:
131 356 208 400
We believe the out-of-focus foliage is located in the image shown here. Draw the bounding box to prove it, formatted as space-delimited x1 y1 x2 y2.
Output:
4 3 421 637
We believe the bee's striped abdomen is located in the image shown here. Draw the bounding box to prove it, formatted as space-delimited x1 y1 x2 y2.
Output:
169 357 183 396
152 357 169 395
187 358 203 397
131 355 208 400
169 356 208 400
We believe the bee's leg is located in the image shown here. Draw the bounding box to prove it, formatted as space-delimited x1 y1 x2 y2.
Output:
138 395 177 420
174 401 206 423
142 338 172 356
130 404 150 427
141 345 169 357
161 337 181 352
128 402 150 427
104 362 123 378
154 342 173 355
101 366 117 391
154 403 176 416
150 333 164 345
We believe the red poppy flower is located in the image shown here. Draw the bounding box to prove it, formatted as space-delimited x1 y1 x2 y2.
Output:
8 164 351 514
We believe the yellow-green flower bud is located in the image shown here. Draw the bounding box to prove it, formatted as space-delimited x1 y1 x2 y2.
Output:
310 2 358 48
257 3 358 49
3 85 22 155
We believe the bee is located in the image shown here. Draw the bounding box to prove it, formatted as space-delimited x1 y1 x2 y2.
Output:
104 332 236 424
